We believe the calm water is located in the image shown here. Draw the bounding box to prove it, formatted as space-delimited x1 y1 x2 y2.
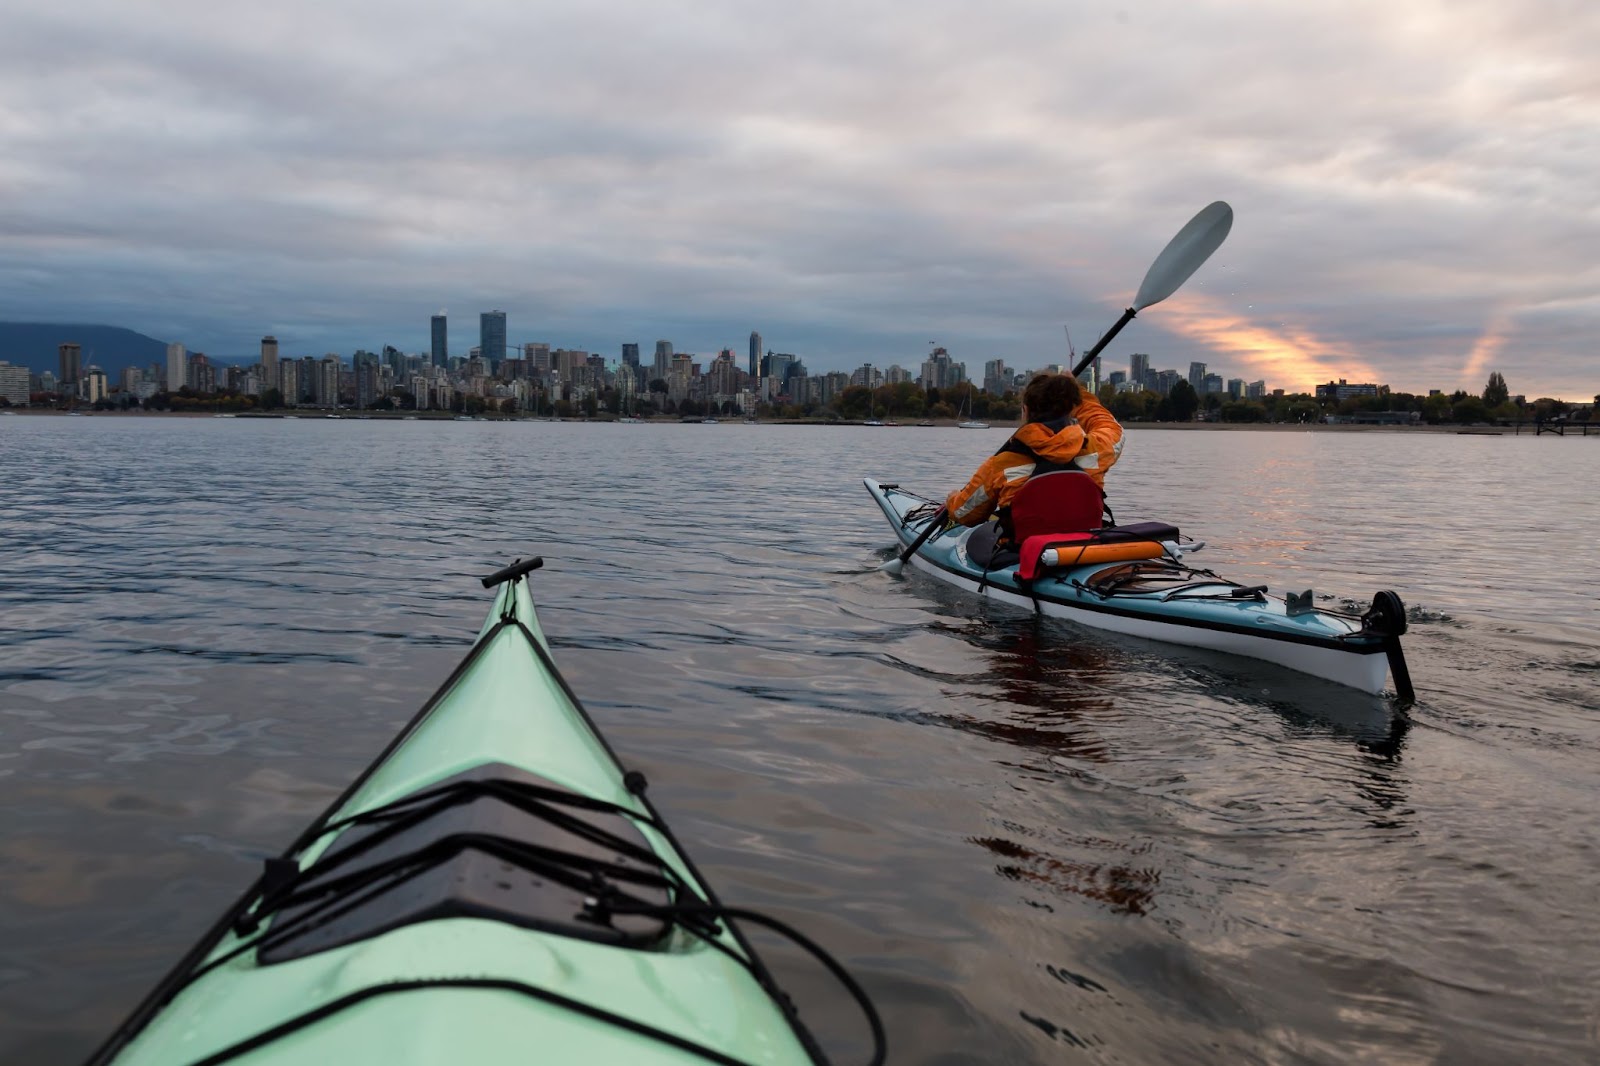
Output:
1 416 1597 1065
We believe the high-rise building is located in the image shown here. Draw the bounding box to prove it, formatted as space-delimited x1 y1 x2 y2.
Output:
0 361 28 405
983 359 1011 395
524 343 551 374
83 368 108 403
708 349 739 402
652 340 673 383
667 353 694 403
621 343 640 367
761 353 794 399
1129 353 1150 392
748 332 762 380
186 353 213 394
167 343 187 393
58 343 82 389
1227 378 1245 400
920 346 965 391
261 336 279 384
431 313 448 366
1188 361 1207 393
356 362 379 409
480 311 507 368
278 359 298 406
316 355 342 407
298 356 318 403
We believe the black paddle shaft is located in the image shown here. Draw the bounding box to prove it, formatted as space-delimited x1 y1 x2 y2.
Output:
1073 307 1136 378
895 507 948 567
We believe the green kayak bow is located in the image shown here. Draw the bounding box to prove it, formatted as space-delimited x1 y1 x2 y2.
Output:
86 558 882 1066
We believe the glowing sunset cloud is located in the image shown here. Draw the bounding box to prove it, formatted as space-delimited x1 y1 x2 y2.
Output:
1154 298 1382 392
1458 312 1513 393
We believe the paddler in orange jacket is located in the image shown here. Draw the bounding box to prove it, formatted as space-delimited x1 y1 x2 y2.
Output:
945 372 1124 567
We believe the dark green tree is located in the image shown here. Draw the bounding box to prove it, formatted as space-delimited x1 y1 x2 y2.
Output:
1451 396 1489 424
1167 380 1200 422
1220 400 1267 422
1483 372 1509 407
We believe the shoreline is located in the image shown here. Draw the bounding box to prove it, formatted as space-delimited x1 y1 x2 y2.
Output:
2 409 1580 434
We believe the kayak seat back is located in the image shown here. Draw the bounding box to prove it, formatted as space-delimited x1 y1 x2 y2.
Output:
1009 471 1104 543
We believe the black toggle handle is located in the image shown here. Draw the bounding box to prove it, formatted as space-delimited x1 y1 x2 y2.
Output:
481 557 545 588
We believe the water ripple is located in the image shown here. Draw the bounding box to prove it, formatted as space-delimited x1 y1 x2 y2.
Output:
1 419 1597 1064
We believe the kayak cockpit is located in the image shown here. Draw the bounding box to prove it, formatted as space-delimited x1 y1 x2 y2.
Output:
249 762 681 964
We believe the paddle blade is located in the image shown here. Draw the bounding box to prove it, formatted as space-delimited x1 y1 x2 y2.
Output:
1132 201 1233 311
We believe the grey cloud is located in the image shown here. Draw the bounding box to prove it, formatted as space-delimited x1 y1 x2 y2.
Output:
0 0 1595 397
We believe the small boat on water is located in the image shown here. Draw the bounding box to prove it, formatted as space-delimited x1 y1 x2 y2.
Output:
865 478 1412 697
955 394 988 429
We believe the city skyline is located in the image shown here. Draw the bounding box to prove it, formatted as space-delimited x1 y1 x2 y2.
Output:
1 5 1595 399
9 313 1289 399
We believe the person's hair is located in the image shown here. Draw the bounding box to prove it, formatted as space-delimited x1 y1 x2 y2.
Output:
1022 373 1083 422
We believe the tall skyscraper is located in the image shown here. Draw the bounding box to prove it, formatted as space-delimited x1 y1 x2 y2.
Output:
261 336 279 385
1129 352 1149 391
652 340 673 383
480 311 507 368
58 343 82 389
166 343 186 393
278 359 298 405
1188 361 1207 393
621 343 640 367
431 312 448 366
748 332 762 379
316 355 342 408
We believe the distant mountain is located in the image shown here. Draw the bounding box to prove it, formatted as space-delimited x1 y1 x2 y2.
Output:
0 322 174 380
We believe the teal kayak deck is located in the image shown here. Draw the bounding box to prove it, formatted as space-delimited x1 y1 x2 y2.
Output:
91 570 845 1066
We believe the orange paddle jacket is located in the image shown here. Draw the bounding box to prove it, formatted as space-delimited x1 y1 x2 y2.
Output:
945 396 1125 526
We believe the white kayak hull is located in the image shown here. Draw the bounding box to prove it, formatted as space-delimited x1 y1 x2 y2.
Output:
865 478 1407 697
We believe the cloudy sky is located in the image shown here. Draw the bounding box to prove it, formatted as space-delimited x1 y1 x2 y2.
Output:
2 0 1595 398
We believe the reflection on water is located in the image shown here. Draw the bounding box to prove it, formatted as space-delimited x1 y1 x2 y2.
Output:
971 834 1161 917
2 419 1598 1065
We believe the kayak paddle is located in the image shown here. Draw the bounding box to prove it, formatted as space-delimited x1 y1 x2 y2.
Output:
882 201 1232 576
1072 200 1233 377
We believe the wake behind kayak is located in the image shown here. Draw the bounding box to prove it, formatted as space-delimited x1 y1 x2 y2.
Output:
85 557 882 1066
